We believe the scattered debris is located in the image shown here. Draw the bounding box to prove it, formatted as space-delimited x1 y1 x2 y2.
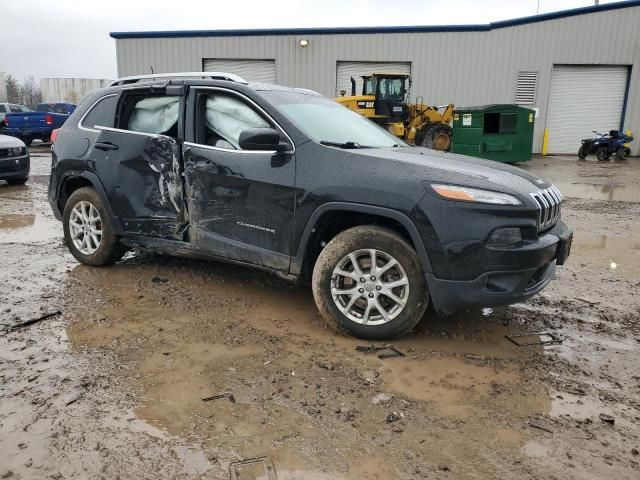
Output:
566 387 587 396
356 344 405 359
3 311 62 333
599 413 615 425
438 464 450 472
336 407 355 422
202 392 235 403
506 332 563 347
229 456 277 480
574 297 600 306
151 276 168 284
632 448 639 456
529 420 554 433
386 411 403 423
371 393 393 405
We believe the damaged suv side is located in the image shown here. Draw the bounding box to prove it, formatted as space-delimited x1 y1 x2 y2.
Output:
49 73 572 339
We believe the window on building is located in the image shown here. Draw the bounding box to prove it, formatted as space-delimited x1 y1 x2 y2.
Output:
515 71 537 105
483 112 517 134
118 94 180 137
81 95 118 129
196 92 270 149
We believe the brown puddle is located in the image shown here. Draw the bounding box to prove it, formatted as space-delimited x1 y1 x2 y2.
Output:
0 212 60 244
553 181 640 202
64 256 552 479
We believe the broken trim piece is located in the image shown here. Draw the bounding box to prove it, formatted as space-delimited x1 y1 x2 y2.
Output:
355 344 405 359
505 332 562 346
229 457 277 480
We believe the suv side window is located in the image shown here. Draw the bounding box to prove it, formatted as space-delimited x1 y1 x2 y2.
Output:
196 92 270 149
81 95 118 129
118 94 180 137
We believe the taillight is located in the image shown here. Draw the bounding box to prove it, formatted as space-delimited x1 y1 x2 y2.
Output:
51 128 60 144
4 117 8 126
45 114 53 125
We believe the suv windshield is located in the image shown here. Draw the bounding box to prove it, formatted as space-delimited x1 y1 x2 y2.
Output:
262 91 405 148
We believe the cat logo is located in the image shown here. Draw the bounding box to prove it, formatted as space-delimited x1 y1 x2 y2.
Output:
357 101 375 109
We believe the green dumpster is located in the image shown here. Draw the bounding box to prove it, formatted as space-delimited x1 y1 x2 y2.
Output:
451 104 535 163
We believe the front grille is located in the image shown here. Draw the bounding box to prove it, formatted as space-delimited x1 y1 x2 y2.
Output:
530 185 562 231
0 147 26 159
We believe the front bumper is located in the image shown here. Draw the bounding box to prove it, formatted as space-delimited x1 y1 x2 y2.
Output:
0 155 30 180
427 220 572 315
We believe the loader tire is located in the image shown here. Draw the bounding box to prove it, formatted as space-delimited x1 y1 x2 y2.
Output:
419 124 452 151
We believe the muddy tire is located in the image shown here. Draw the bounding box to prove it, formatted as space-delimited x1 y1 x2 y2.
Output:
577 145 588 160
596 148 609 161
616 147 631 160
312 226 429 340
419 123 452 151
63 187 126 266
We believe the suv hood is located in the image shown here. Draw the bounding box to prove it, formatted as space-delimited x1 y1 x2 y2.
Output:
354 146 549 194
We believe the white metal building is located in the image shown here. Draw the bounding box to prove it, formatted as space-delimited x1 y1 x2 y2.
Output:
40 78 112 104
111 1 640 155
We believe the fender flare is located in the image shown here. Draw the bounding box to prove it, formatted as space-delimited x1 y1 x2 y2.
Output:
290 202 433 276
58 171 124 234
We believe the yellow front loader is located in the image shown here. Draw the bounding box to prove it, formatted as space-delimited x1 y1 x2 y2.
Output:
335 73 454 151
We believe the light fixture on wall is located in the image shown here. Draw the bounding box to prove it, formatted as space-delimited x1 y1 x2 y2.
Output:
299 39 309 47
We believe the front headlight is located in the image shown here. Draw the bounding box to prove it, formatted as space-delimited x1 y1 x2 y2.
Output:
431 184 522 205
11 147 26 157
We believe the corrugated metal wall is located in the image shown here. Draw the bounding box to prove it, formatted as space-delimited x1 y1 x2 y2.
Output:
114 7 640 154
40 78 113 104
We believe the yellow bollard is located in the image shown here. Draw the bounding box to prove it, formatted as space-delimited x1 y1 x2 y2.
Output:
625 129 632 147
542 128 549 156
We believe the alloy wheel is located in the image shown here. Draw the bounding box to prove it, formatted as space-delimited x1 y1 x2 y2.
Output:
69 201 102 255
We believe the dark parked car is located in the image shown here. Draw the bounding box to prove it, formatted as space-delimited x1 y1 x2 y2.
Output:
5 102 76 145
48 73 572 339
0 134 30 185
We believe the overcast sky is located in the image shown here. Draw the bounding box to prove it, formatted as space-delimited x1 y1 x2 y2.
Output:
0 0 620 82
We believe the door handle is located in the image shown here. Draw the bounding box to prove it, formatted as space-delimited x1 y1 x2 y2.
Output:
94 141 119 151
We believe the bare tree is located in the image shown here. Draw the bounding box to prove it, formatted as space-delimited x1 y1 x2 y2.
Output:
5 75 21 104
20 76 42 108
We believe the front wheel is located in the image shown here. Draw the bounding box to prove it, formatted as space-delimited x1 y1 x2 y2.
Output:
63 187 126 266
418 124 452 151
596 148 609 161
312 226 429 339
5 177 28 185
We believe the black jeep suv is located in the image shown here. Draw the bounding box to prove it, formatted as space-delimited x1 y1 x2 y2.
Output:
48 72 572 339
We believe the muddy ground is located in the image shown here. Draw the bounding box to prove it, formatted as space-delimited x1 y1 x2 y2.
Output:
1 147 639 479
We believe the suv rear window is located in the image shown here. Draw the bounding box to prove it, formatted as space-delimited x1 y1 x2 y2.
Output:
118 94 180 137
36 104 70 114
81 95 118 130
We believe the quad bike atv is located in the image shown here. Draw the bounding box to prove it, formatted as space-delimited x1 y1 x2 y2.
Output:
578 130 633 161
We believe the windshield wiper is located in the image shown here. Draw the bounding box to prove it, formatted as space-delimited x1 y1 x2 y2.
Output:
320 140 368 149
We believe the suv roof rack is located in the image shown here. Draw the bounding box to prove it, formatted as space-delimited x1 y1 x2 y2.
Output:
108 71 248 87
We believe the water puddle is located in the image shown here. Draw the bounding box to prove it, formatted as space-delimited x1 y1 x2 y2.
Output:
0 212 60 244
554 181 640 202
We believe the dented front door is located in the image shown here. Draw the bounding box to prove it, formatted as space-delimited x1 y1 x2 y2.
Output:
88 128 186 239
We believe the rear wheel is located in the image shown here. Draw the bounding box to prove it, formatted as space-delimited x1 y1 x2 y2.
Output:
615 147 631 160
419 123 452 151
596 148 609 161
577 145 588 160
312 226 429 339
63 187 126 266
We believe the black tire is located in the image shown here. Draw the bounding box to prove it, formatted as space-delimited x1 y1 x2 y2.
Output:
22 137 32 147
312 225 429 340
596 148 609 161
63 187 126 266
577 145 588 160
419 123 452 151
615 147 631 160
5 177 28 185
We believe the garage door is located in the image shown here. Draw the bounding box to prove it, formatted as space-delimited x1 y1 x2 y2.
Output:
203 59 276 84
546 66 628 154
336 61 411 97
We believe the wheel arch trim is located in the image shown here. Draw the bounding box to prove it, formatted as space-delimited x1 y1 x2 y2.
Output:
58 171 124 234
291 202 433 276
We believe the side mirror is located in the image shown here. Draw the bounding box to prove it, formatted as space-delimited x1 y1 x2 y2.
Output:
239 128 289 152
